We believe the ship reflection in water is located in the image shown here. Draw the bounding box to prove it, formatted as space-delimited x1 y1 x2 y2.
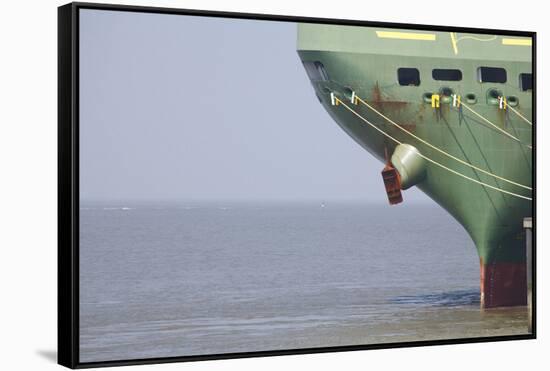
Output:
79 202 529 363
391 289 480 307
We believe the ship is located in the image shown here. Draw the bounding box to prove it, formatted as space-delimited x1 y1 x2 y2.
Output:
297 24 533 309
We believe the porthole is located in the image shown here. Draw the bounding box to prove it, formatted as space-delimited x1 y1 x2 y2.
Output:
440 87 454 97
507 96 519 107
465 93 477 104
487 89 502 105
342 86 354 101
423 92 433 104
440 87 454 104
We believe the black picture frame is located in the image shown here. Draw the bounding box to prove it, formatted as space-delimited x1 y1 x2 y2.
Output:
58 2 537 368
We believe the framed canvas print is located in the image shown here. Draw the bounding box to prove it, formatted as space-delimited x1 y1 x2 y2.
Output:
58 2 536 368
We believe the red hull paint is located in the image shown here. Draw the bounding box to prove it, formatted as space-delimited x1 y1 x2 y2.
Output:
480 259 527 308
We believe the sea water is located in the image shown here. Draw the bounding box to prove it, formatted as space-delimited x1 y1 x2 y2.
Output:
79 201 528 362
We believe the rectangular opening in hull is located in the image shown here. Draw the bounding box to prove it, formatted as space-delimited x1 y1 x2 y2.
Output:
477 66 507 83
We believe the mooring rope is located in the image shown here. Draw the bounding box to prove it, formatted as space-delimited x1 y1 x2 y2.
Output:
333 96 532 201
354 95 532 191
507 104 533 126
459 102 532 149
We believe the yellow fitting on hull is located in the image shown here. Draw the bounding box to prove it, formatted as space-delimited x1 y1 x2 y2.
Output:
431 94 440 108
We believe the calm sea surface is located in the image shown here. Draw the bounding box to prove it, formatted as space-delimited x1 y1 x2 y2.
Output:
79 202 528 362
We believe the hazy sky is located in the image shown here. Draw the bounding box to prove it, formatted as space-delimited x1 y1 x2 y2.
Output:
79 9 430 203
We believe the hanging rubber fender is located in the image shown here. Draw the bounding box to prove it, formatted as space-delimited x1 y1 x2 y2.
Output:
390 143 427 189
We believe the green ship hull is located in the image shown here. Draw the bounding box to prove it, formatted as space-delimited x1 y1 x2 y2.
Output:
297 24 533 308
